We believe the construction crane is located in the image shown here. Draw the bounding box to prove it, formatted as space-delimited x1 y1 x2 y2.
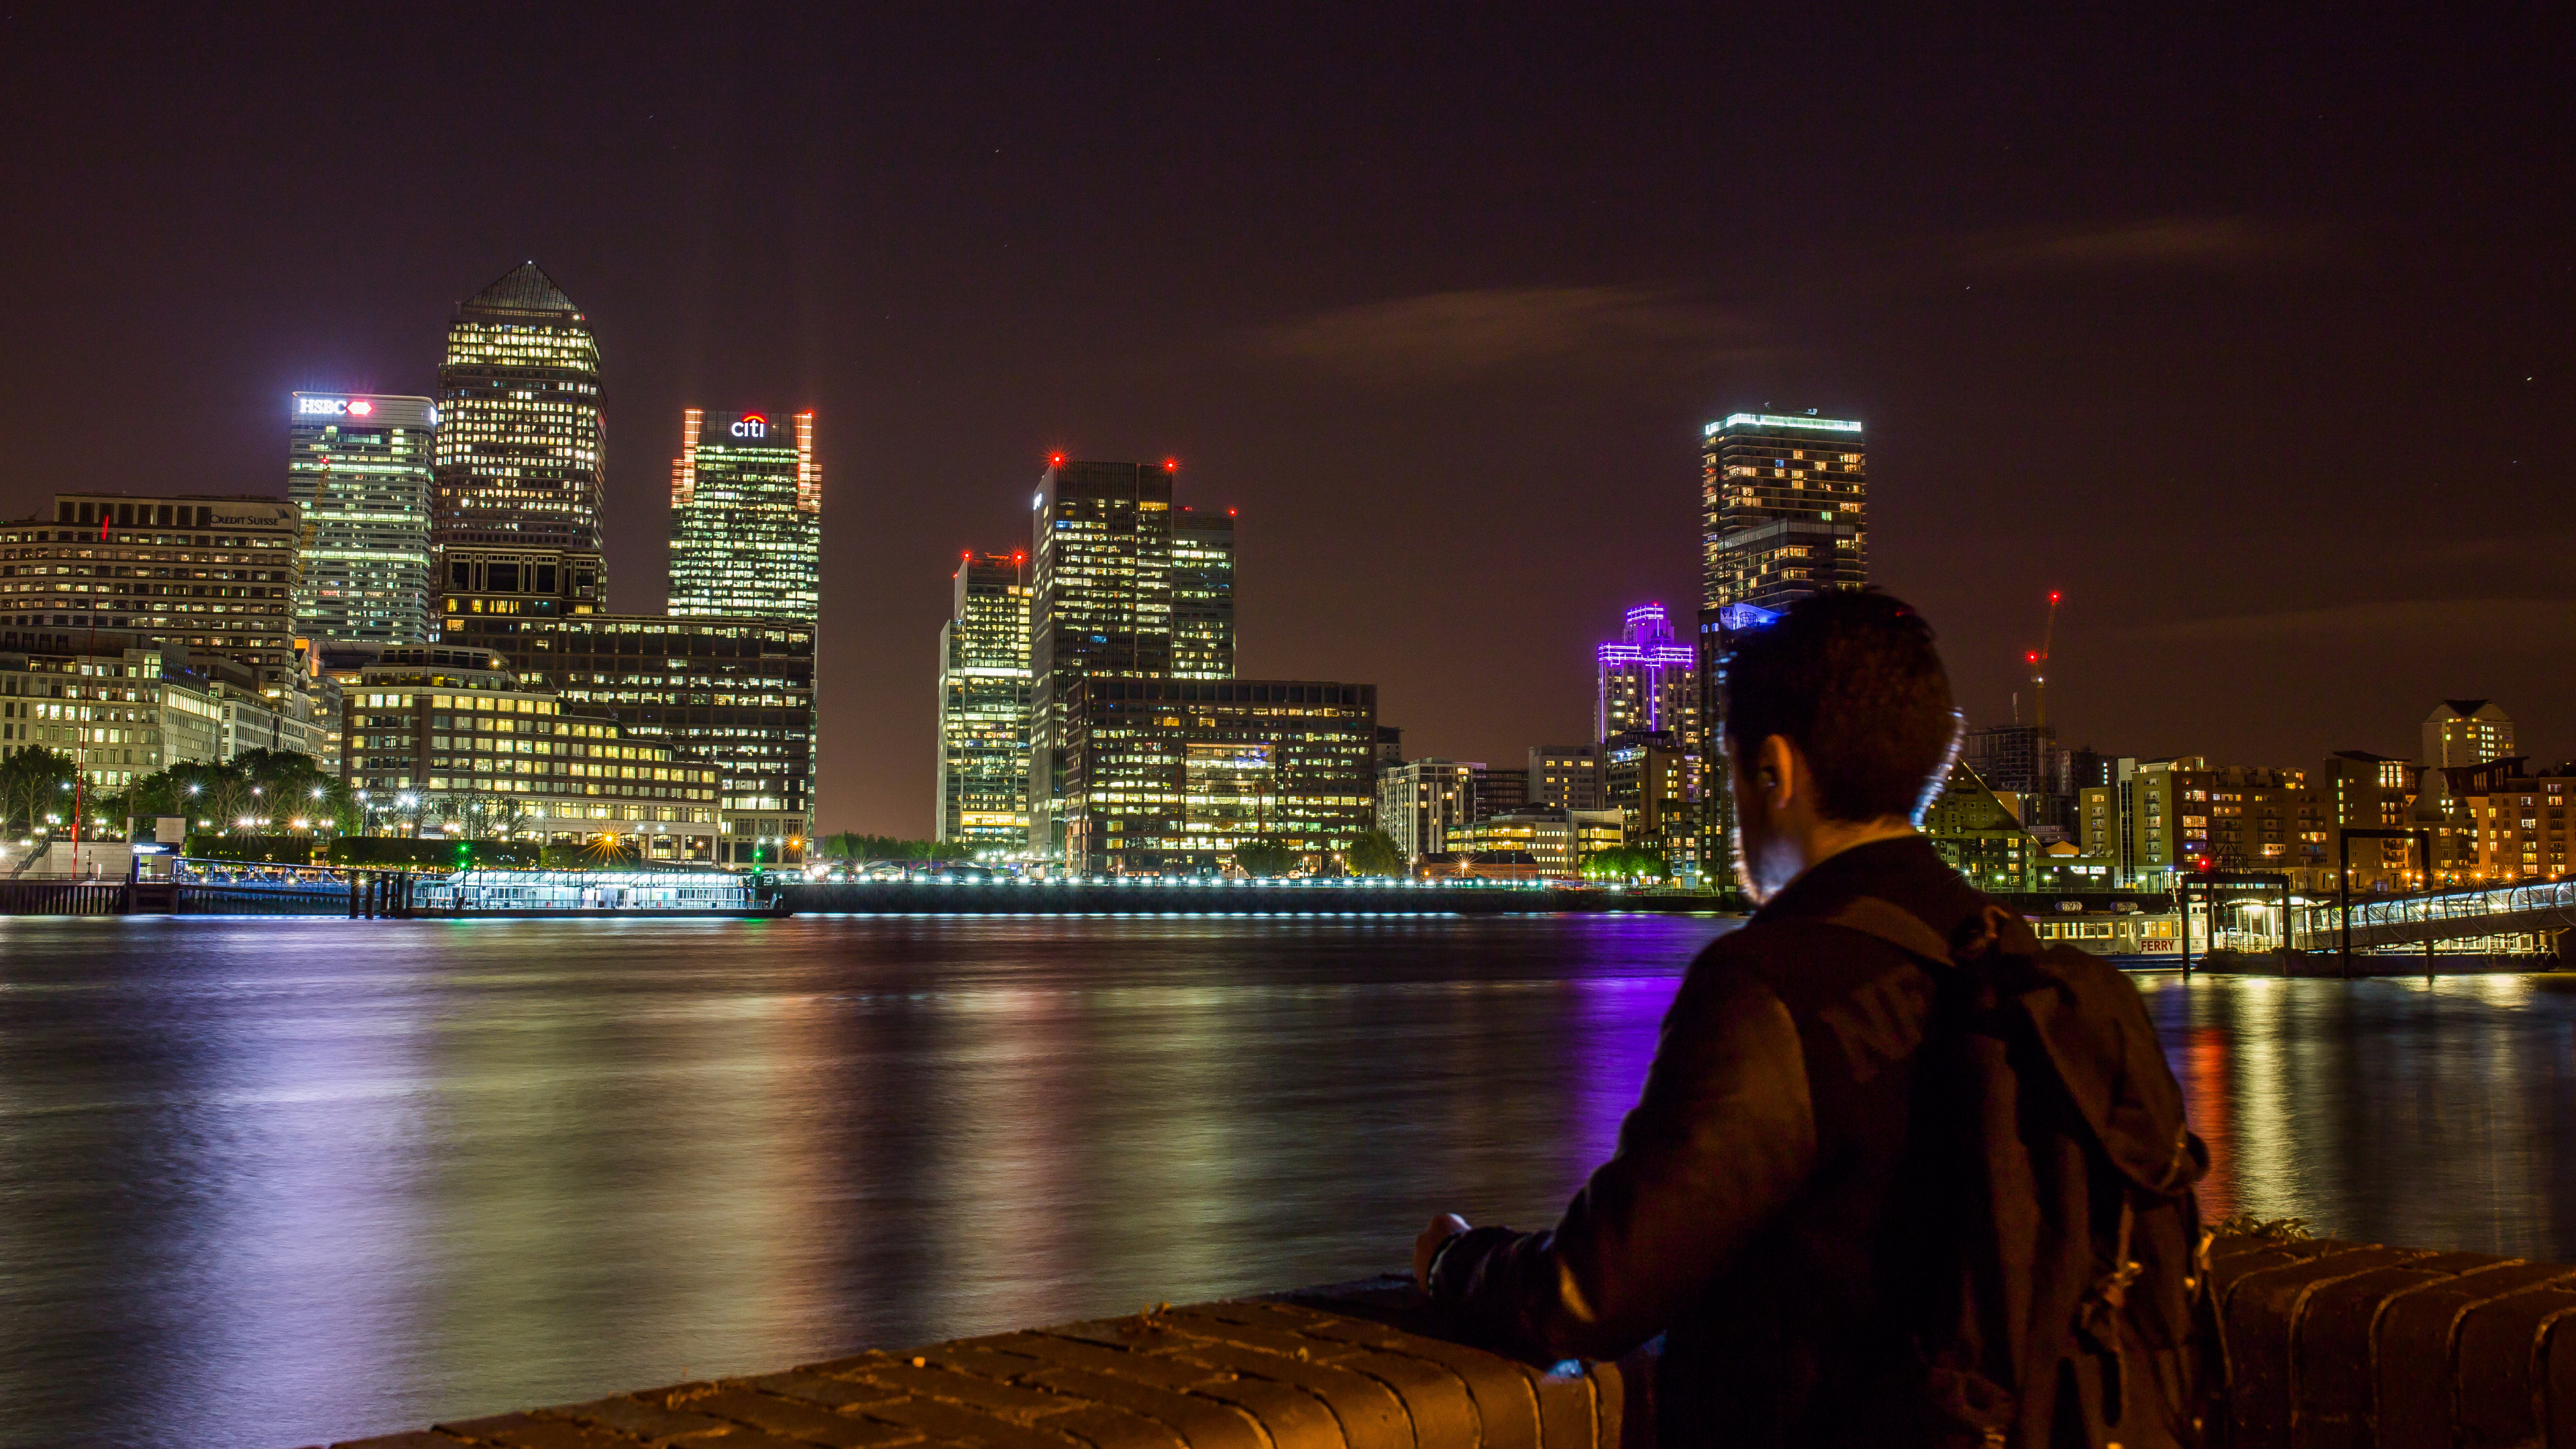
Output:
2025 590 2061 729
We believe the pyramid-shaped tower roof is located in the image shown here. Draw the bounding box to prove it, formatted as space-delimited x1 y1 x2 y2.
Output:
460 260 581 318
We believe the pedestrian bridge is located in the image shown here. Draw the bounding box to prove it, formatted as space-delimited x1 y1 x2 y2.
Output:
2291 877 2576 951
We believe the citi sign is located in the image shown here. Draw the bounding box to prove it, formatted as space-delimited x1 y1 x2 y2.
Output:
297 396 375 417
731 414 770 438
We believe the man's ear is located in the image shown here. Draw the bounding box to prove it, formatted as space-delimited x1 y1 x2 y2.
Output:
1756 735 1796 800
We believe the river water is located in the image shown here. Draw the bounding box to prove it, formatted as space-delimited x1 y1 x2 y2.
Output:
5 914 2575 1448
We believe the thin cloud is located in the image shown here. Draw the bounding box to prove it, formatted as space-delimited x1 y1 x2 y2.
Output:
1970 216 2288 270
2118 598 2576 647
1252 284 1760 385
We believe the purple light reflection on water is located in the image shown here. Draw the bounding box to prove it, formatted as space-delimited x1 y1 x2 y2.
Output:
1563 964 1686 1188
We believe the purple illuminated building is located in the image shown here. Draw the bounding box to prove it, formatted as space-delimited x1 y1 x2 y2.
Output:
1597 602 1706 881
1596 603 1698 743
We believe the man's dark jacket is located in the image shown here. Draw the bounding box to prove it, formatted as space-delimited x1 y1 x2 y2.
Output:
1428 836 2000 1448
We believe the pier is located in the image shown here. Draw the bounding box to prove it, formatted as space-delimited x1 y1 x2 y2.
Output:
286 1232 2576 1449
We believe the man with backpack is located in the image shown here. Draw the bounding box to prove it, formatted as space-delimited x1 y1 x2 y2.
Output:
1415 589 2216 1449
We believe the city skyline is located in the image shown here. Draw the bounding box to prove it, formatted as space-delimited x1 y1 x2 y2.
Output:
2 11 2565 835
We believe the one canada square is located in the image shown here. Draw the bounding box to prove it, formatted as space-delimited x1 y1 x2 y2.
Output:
434 262 607 592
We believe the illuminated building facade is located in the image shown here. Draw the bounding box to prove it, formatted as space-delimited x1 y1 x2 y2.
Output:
1028 459 1179 859
2320 749 2417 889
1529 744 1602 811
1701 412 1867 612
1597 603 1697 743
0 494 306 692
1451 806 1625 876
0 643 221 788
1597 602 1701 879
1172 505 1235 678
936 551 1032 853
289 392 436 645
443 612 814 865
2424 699 2513 768
1922 761 2038 893
339 645 720 861
2079 756 2333 891
1377 758 1482 861
2451 761 2575 881
669 409 819 625
1059 676 1376 875
434 262 606 591
1602 729 1699 866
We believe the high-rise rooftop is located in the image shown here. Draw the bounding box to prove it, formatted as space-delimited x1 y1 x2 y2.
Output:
434 262 607 589
1700 411 1867 612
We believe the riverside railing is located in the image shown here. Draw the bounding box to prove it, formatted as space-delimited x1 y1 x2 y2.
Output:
272 1230 2576 1449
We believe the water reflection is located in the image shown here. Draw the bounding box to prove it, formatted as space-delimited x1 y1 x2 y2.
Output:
2142 973 2576 1258
0 914 1720 1448
8 919 2576 1448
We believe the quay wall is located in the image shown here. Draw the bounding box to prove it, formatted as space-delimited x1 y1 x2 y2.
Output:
292 1232 2576 1449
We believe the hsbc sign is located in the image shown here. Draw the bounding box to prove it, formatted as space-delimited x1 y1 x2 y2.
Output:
297 396 376 417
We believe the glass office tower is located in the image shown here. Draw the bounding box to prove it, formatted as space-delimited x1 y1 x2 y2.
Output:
936 551 1032 854
289 392 436 645
667 408 819 625
1171 504 1235 679
435 262 606 594
1026 459 1177 861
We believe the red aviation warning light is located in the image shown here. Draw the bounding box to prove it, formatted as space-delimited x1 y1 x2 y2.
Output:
2029 590 2062 729
1163 458 1179 472
1048 452 1065 467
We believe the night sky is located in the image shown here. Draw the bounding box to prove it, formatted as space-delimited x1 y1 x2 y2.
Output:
3 7 2568 833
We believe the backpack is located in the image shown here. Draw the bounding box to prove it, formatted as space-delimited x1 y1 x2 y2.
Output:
1823 895 2225 1449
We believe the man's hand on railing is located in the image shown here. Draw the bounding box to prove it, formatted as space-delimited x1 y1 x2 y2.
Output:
1414 1213 1470 1293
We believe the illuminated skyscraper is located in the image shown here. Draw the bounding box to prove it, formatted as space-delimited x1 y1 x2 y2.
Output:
289 392 436 645
434 262 606 594
1172 504 1235 678
937 551 1032 853
1027 458 1177 860
668 408 820 625
1597 603 1697 743
1597 602 1703 880
1701 411 1867 612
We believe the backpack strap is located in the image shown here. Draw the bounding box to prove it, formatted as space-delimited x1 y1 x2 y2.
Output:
1823 893 2033 967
